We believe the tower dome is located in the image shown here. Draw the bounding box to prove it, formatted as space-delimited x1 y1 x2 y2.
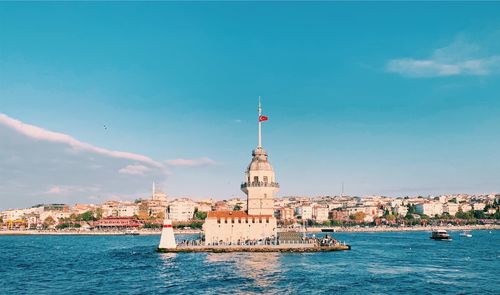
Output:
247 147 274 171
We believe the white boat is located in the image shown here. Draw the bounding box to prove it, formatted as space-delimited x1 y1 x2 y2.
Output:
431 229 452 240
460 231 472 238
124 229 140 235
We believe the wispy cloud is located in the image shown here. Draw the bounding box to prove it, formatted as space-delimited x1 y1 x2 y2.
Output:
44 185 99 195
386 38 500 78
118 164 150 176
0 113 162 168
166 157 217 167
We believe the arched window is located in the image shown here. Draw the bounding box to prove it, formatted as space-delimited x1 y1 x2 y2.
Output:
263 176 268 183
253 176 258 183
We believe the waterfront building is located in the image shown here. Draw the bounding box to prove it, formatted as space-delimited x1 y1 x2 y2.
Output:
312 205 329 222
195 202 213 213
72 204 97 215
443 202 459 216
415 202 443 217
460 204 472 212
214 201 230 211
278 207 295 221
39 210 72 225
226 197 247 211
151 181 168 205
168 199 196 222
297 205 313 220
330 209 350 221
203 99 278 244
472 203 486 211
393 204 408 217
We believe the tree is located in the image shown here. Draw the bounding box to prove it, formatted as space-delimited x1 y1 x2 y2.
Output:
194 211 207 220
440 213 451 220
233 204 242 211
407 204 417 214
94 208 103 220
385 214 396 222
43 216 56 228
472 210 485 219
456 210 474 220
79 211 96 221
349 212 366 222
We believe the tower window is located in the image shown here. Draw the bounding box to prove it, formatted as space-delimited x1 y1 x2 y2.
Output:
253 176 259 183
263 176 268 183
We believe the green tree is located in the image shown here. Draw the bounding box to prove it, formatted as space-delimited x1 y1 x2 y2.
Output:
194 211 207 220
79 211 97 221
407 204 417 214
456 210 474 220
472 210 485 219
233 204 242 211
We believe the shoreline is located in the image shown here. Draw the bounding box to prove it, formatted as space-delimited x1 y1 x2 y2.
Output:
0 224 498 236
308 224 500 233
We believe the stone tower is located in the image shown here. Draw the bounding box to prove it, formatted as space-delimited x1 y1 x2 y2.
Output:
241 98 279 216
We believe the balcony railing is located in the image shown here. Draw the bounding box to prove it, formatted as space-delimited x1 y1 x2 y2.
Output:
241 181 280 189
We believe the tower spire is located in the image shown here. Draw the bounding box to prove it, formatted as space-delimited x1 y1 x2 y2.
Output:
152 181 156 198
258 96 262 148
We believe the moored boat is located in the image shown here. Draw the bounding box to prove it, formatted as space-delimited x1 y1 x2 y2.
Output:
431 229 452 240
124 229 140 235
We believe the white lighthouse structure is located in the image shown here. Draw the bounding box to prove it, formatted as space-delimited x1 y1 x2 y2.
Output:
241 97 279 215
158 207 176 250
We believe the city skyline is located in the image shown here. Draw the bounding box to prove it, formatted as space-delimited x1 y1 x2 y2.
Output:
1 2 500 210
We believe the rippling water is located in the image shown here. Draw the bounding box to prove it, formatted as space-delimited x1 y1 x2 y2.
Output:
1 230 498 294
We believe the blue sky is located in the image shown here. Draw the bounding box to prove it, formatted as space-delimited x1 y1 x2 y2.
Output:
1 2 500 209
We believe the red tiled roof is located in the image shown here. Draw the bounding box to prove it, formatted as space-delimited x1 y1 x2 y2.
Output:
206 210 273 218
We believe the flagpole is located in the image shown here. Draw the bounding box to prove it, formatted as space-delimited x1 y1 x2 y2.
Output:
258 96 262 148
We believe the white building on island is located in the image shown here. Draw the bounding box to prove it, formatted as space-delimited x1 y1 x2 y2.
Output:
203 98 278 244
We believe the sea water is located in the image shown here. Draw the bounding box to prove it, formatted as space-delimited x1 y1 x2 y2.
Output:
0 230 498 294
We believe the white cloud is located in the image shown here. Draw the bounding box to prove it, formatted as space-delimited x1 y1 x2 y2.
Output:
0 113 162 168
118 164 150 176
166 157 217 167
386 38 500 77
43 185 100 195
0 113 168 209
45 185 67 194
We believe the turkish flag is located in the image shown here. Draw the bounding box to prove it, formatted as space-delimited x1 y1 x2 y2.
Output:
259 115 268 122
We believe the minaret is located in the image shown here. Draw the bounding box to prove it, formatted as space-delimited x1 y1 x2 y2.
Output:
241 97 279 216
